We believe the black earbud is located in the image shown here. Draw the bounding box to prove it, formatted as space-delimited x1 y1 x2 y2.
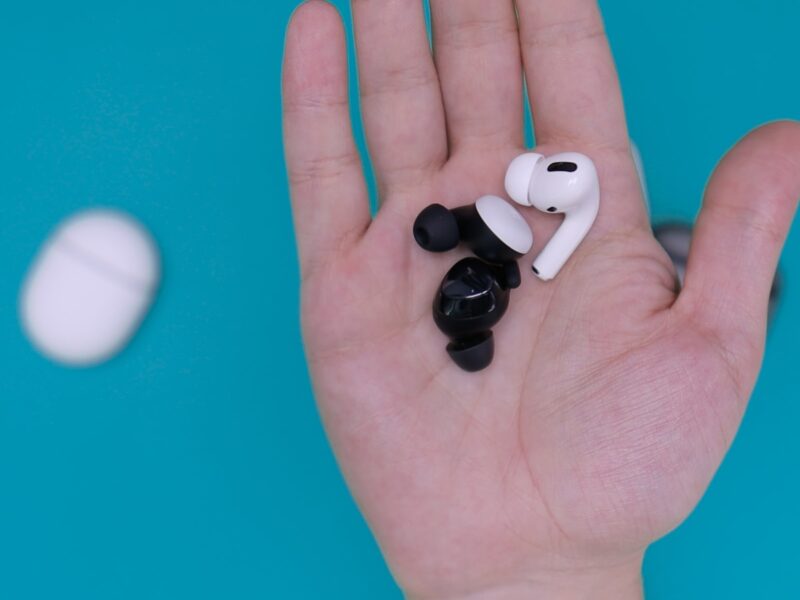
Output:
434 258 511 371
413 195 533 372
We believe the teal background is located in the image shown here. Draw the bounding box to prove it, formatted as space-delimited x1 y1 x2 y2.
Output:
0 1 798 597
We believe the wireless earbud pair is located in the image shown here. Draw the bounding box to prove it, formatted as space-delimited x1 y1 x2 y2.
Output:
414 152 600 371
413 195 533 372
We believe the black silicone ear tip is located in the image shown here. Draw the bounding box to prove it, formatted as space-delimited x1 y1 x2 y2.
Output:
413 204 460 252
446 331 494 372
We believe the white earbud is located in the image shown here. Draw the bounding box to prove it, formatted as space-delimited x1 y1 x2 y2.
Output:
504 151 599 281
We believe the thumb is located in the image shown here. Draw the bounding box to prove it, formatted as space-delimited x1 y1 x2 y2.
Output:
678 120 800 379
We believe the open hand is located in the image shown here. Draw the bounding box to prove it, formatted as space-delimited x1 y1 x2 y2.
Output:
282 1 800 598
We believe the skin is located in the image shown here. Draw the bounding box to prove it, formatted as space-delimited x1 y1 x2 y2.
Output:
282 1 800 598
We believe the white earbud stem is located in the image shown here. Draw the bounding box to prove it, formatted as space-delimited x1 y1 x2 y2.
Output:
504 153 543 206
531 200 598 281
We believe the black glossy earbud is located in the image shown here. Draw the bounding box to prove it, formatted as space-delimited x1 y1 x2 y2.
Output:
413 195 533 372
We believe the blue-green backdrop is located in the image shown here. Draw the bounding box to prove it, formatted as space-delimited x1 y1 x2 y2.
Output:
1 1 798 597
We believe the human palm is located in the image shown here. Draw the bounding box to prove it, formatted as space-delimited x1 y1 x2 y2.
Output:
283 1 800 598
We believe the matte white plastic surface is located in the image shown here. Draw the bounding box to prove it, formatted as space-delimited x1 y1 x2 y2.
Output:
20 209 160 367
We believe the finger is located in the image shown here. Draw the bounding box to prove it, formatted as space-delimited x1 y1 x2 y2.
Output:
515 0 628 151
283 1 371 278
679 121 800 371
430 0 523 152
351 0 447 194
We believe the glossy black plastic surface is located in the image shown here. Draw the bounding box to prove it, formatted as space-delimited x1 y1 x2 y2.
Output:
433 258 510 339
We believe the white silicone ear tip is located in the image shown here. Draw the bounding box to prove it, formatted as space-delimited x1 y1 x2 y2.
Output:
504 153 543 206
474 195 533 255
